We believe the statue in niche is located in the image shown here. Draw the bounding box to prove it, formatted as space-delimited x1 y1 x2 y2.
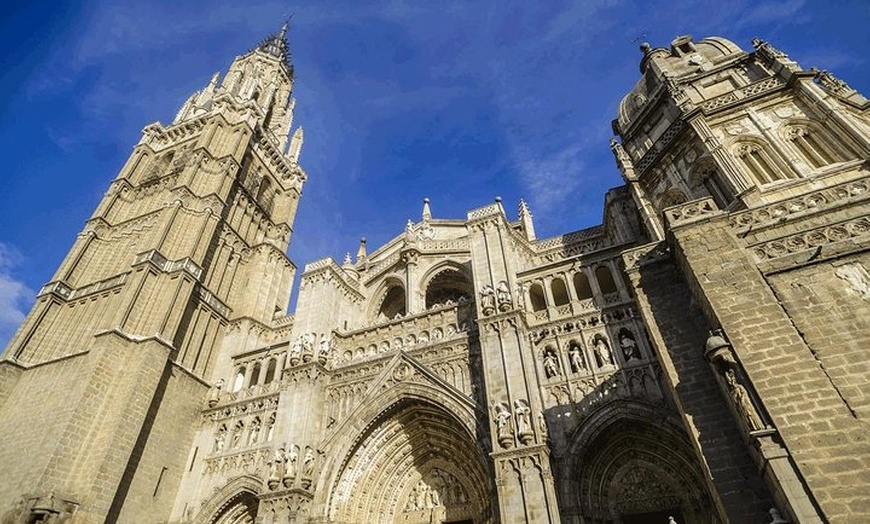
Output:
593 335 613 367
514 399 532 443
269 446 285 481
538 410 548 441
207 378 224 407
493 402 512 445
230 421 244 449
285 445 299 478
318 335 331 364
543 350 560 378
301 333 315 362
569 343 586 373
496 280 512 311
725 369 765 431
249 418 261 445
266 412 276 441
303 447 316 477
480 284 496 315
214 425 227 452
289 337 303 365
619 330 641 361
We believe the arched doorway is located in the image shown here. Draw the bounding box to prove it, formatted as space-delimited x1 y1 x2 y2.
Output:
207 491 258 524
195 476 262 524
328 400 492 524
562 403 718 524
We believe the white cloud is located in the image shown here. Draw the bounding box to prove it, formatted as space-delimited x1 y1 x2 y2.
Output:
0 243 33 350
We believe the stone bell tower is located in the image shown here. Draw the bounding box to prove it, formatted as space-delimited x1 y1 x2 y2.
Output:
0 24 306 523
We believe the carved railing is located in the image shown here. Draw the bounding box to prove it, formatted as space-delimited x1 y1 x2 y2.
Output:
700 76 785 114
333 304 473 366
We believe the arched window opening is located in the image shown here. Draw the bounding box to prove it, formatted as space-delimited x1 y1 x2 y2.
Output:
424 268 472 309
264 358 277 384
596 266 618 295
232 368 245 393
659 189 688 210
529 283 547 312
256 177 274 214
735 142 787 184
551 278 570 306
249 362 261 387
786 127 836 169
573 273 593 300
377 285 406 320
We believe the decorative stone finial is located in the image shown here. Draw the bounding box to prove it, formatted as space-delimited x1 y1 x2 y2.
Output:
356 237 367 262
495 196 502 203
422 197 432 220
640 42 651 53
342 252 352 266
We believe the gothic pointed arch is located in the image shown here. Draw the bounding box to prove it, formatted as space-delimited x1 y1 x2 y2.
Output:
421 262 473 309
322 398 492 524
558 401 718 524
369 276 407 320
194 475 262 524
316 355 491 524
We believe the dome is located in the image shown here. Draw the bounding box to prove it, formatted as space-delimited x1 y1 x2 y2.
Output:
615 36 747 133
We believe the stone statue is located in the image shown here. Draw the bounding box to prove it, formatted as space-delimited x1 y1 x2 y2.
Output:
726 369 764 431
538 410 548 440
318 335 331 363
249 418 261 444
496 280 512 311
207 378 224 407
303 447 316 477
231 421 244 449
480 284 495 315
289 337 302 364
514 399 531 437
569 343 586 373
594 336 613 367
543 351 560 378
269 446 285 479
619 330 641 361
214 425 227 452
494 402 512 441
285 445 299 478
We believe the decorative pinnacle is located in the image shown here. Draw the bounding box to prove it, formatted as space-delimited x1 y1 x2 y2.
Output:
356 237 367 262
422 197 432 220
255 20 294 73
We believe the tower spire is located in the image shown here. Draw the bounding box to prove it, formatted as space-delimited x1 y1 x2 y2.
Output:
256 20 294 73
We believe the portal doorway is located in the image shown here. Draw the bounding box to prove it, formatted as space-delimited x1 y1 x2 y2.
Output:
328 400 492 524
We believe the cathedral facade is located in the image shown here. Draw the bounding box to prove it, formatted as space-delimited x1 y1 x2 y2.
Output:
0 28 868 524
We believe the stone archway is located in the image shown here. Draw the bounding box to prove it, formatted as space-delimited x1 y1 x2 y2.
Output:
561 403 719 524
327 399 492 524
195 475 262 524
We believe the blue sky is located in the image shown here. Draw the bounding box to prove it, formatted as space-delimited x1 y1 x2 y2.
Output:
0 0 867 346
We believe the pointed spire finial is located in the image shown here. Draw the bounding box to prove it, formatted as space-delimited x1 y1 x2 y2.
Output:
255 18 294 72
422 197 431 220
518 198 536 241
356 237 367 262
